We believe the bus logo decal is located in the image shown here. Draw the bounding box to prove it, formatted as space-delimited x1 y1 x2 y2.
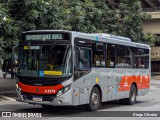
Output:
36 88 39 93
94 36 99 41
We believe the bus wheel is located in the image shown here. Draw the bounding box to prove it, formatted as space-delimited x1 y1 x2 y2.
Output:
41 105 53 109
86 87 100 111
125 84 137 105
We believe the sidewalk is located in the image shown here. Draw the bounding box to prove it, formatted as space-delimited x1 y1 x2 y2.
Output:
151 75 160 80
0 69 16 93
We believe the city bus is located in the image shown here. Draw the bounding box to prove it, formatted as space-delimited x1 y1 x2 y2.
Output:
16 30 150 111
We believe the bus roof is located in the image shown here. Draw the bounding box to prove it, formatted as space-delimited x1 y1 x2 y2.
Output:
23 30 150 49
75 32 150 49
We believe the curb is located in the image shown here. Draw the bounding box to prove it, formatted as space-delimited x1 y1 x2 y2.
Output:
151 77 160 80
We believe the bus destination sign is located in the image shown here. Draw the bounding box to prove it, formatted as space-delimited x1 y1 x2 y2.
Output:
26 34 63 41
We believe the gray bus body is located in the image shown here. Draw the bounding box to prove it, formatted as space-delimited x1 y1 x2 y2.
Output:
16 30 150 108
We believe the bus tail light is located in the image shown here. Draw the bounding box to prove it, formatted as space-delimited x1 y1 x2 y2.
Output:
56 84 71 97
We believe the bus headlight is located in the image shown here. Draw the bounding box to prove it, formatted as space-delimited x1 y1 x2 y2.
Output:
16 84 18 89
56 84 71 97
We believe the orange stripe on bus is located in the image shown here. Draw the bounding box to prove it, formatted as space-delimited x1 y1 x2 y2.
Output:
118 75 150 91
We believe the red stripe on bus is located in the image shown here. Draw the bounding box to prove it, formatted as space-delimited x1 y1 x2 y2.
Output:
18 82 64 94
118 75 150 91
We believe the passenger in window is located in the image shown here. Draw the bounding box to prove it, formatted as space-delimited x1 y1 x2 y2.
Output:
134 58 141 68
94 55 100 67
84 59 90 68
116 58 129 68
79 60 83 69
79 50 90 69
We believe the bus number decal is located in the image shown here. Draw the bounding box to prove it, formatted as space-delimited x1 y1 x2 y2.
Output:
44 89 56 94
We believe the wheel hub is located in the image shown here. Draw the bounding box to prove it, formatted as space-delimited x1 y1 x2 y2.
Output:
91 92 99 105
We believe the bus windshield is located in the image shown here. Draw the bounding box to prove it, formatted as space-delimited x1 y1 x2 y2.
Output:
18 44 72 77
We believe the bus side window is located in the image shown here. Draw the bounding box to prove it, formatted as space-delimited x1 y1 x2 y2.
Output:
136 49 145 68
132 48 145 69
144 49 149 69
93 42 105 67
116 45 126 68
77 48 91 70
107 44 115 68
125 47 132 68
74 47 91 80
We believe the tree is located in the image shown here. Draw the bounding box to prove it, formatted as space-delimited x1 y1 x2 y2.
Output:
0 1 19 59
105 0 154 44
0 0 155 57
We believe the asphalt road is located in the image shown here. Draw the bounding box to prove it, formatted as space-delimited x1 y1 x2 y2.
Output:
0 79 159 119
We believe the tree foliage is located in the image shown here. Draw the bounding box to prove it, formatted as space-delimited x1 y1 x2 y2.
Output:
0 1 19 59
108 0 153 43
0 0 156 58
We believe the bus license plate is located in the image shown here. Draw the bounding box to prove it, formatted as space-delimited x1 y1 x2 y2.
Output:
32 96 42 101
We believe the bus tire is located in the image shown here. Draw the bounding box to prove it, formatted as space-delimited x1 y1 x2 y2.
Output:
85 87 101 111
125 84 137 105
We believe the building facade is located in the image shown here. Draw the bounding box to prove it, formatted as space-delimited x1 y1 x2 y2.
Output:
142 0 160 73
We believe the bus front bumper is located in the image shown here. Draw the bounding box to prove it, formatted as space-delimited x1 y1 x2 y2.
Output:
16 89 73 106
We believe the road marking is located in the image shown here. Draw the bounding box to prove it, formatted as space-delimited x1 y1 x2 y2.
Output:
0 95 16 102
